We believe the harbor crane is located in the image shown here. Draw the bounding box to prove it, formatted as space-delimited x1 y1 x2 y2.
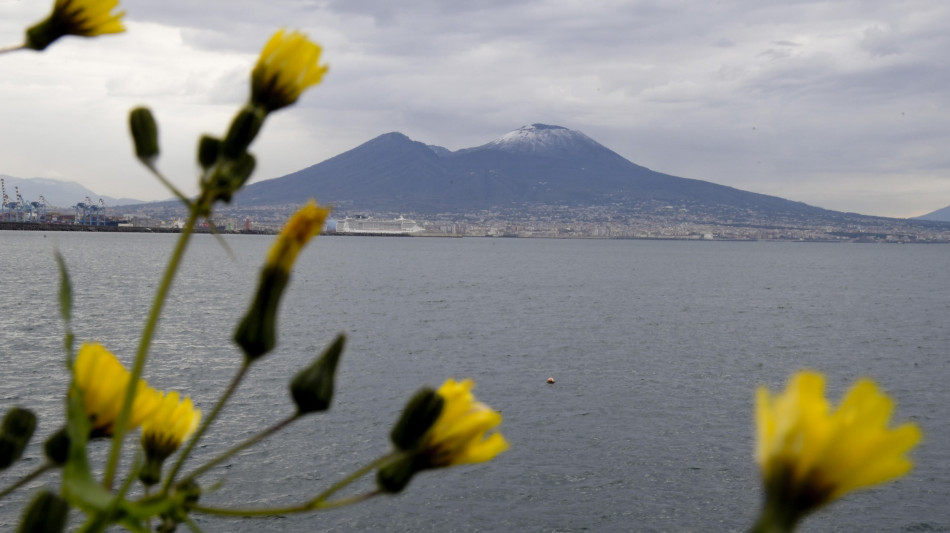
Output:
0 179 51 223
0 179 24 222
74 196 106 225
0 178 13 222
27 196 49 222
15 188 28 222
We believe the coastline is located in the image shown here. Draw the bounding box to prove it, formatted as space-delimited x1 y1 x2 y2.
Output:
0 222 270 234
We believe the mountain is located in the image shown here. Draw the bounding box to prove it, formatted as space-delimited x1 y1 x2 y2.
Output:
235 124 830 219
915 205 950 222
0 175 143 208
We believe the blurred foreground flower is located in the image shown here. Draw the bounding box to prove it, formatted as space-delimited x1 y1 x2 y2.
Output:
378 379 508 493
74 343 161 438
139 391 201 486
251 29 328 112
425 379 509 467
751 370 921 532
234 200 330 360
266 200 330 274
25 0 125 51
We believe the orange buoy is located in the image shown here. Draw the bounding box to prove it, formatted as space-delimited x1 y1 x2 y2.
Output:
547 377 555 384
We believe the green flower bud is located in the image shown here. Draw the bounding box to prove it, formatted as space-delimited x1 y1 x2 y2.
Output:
197 135 221 170
176 479 201 509
376 453 425 494
233 266 289 361
206 152 256 205
129 107 160 163
226 151 257 192
17 490 68 533
0 407 37 470
290 334 346 414
43 427 70 466
222 106 266 160
389 388 443 451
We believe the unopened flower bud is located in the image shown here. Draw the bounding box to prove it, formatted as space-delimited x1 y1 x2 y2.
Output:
206 152 257 205
234 202 328 360
129 107 159 163
376 453 425 494
17 490 68 533
290 334 345 414
0 407 37 470
197 135 220 170
222 106 266 159
389 388 443 451
176 479 201 509
43 427 70 466
233 266 288 361
227 151 257 192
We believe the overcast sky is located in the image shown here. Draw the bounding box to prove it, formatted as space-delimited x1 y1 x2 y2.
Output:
1 0 949 217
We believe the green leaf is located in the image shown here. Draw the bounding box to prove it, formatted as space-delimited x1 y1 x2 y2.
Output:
61 393 174 531
55 251 75 363
62 394 111 513
54 251 72 323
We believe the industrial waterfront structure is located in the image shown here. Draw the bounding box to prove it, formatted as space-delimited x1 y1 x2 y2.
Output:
1 178 109 225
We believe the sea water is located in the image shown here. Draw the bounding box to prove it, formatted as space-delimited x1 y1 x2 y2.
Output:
0 232 947 532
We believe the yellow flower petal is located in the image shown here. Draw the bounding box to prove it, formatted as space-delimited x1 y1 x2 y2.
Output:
55 0 125 36
73 343 160 437
141 390 201 460
266 200 330 273
755 370 922 519
251 29 328 112
423 378 508 467
25 0 125 50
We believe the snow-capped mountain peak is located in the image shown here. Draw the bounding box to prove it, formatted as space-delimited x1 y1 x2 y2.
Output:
476 124 606 157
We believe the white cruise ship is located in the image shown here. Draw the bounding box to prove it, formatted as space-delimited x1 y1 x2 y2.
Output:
334 215 424 234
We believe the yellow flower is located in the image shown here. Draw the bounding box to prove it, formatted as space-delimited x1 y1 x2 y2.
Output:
424 379 508 467
377 379 507 493
26 0 125 51
266 200 330 274
74 343 161 438
753 370 921 530
138 391 200 486
234 200 330 360
141 391 201 461
251 29 328 112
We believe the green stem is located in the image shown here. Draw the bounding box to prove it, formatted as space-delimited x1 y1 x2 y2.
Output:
189 452 396 518
160 360 251 495
145 163 193 207
307 452 397 507
104 455 143 522
103 205 200 489
0 462 52 499
192 491 378 517
180 412 299 484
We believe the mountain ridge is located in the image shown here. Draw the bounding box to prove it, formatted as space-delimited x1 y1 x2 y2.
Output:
233 124 835 218
915 205 950 222
0 175 143 208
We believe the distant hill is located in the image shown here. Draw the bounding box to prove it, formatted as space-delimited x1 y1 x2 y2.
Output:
234 124 834 218
915 205 950 222
0 175 143 208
